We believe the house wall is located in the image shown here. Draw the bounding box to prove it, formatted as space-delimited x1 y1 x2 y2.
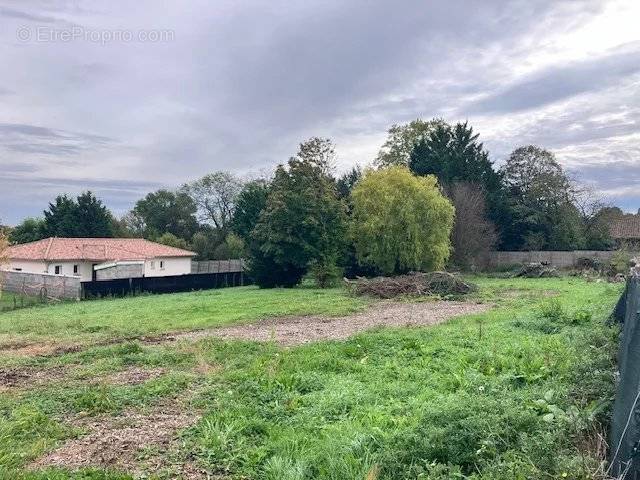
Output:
144 257 192 277
6 259 94 281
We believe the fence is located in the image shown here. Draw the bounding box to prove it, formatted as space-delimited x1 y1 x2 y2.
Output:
610 276 640 478
487 250 637 269
0 270 82 300
191 259 244 274
81 271 247 298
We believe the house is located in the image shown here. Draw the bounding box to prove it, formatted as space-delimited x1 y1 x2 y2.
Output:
3 237 196 281
610 215 640 249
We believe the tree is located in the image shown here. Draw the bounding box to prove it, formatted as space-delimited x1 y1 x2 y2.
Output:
296 137 336 174
351 167 454 275
408 121 510 248
130 189 198 241
336 166 362 201
249 147 346 288
156 232 191 250
574 187 618 250
231 179 270 241
375 118 445 167
43 192 114 238
448 183 498 269
182 172 242 232
9 217 47 244
501 146 585 250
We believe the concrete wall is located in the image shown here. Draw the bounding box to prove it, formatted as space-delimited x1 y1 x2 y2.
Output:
144 257 192 277
95 262 144 280
487 250 639 269
0 270 81 299
191 259 244 273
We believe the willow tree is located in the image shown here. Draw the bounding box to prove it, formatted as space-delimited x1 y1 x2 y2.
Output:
351 167 454 275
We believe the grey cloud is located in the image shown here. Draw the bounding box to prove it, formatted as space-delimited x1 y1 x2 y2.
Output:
469 47 640 114
0 123 114 156
0 6 60 23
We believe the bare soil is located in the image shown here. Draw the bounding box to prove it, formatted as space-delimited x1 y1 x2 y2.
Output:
101 366 167 386
0 365 67 391
30 399 204 478
175 300 491 346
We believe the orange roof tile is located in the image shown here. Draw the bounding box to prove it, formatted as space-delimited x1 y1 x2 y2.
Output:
6 237 195 261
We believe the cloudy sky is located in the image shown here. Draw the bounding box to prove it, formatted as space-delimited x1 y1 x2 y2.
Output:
1 0 639 224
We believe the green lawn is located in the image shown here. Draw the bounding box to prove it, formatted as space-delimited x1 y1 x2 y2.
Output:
0 277 623 479
0 286 369 345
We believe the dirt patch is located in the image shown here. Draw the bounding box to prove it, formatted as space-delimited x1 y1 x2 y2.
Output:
0 365 67 391
30 399 204 478
175 300 491 346
0 341 80 358
100 366 167 386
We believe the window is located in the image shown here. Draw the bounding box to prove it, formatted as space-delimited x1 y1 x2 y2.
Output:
13 268 22 271
73 264 79 274
150 261 155 270
54 265 61 275
160 260 165 270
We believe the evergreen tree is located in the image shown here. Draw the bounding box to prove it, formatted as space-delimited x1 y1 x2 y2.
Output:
249 141 346 288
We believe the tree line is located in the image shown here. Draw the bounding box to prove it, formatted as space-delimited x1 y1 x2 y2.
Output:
6 118 624 287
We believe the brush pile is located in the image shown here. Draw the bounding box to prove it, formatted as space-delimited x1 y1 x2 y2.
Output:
512 262 559 278
344 272 477 299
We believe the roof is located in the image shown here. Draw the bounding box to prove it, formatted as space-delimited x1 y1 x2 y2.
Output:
610 216 640 240
6 237 196 262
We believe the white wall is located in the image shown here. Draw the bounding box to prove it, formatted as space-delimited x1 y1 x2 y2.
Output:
5 259 94 281
5 259 47 274
144 257 192 277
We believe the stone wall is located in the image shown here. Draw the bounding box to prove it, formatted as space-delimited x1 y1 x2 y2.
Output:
486 250 637 269
0 270 81 300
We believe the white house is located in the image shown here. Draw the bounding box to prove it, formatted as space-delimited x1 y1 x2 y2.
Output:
3 237 196 281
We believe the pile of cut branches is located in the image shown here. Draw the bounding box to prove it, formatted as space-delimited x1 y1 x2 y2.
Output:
344 272 477 299
512 262 559 278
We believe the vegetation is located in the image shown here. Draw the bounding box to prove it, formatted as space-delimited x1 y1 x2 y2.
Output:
351 167 454 274
0 286 367 344
0 277 622 478
249 138 346 288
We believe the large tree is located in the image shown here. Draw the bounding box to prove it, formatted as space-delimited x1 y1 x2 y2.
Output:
351 167 454 275
408 121 509 249
43 192 114 238
182 171 242 232
448 182 498 269
130 189 198 241
9 217 47 244
249 140 346 287
501 145 585 250
231 179 270 242
375 118 445 167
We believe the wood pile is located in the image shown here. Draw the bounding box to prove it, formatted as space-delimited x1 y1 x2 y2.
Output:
512 262 559 278
344 272 477 299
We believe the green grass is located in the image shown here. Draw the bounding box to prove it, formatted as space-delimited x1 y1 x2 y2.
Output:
0 277 623 479
0 286 369 344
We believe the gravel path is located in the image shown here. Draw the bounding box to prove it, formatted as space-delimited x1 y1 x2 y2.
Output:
175 300 491 346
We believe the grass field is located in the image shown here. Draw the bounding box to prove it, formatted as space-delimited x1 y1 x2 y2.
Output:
0 277 623 479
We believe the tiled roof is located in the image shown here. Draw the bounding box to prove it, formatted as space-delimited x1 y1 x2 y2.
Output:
610 216 640 239
6 237 195 261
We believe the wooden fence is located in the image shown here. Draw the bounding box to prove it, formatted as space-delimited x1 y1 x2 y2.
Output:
191 259 245 274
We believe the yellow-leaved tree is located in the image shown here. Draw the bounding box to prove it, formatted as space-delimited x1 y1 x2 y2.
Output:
351 166 455 275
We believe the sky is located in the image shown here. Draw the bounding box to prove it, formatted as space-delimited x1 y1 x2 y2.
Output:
1 0 639 224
